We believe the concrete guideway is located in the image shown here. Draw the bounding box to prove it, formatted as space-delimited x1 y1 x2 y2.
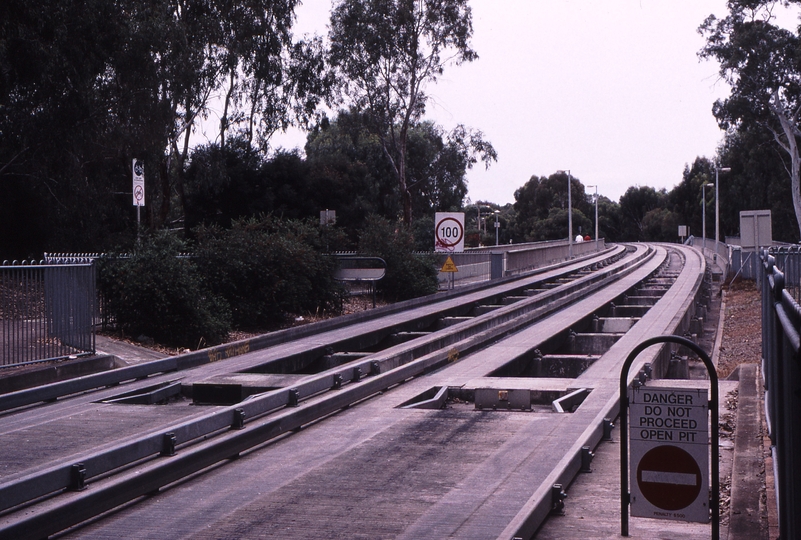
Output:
32 244 715 539
0 245 627 411
0 245 649 536
0 243 760 539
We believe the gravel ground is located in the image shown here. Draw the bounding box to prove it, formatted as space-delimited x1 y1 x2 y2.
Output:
716 277 770 538
718 279 762 379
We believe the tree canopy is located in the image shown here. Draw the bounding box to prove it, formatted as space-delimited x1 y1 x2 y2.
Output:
327 0 495 225
699 0 801 236
512 172 593 242
0 0 323 257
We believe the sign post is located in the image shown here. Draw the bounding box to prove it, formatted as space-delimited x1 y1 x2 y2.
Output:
619 335 719 539
132 159 145 238
678 225 688 244
434 212 465 253
440 255 458 290
320 209 336 227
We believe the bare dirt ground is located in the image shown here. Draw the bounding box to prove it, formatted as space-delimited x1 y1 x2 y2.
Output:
715 277 771 538
718 278 762 379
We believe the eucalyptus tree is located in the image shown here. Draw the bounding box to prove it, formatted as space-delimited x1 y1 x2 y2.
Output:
717 126 800 242
618 186 666 241
0 0 324 256
0 0 132 255
512 172 592 242
327 0 495 225
125 0 325 227
699 0 801 236
669 157 715 237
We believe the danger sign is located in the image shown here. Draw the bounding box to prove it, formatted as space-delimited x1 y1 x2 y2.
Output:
434 212 464 253
629 386 709 523
440 256 458 273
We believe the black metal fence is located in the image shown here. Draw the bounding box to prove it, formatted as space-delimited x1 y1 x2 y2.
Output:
0 260 96 367
759 249 801 540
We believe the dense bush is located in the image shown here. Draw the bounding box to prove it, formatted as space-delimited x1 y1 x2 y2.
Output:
97 232 231 349
193 216 343 328
97 214 437 349
358 215 438 301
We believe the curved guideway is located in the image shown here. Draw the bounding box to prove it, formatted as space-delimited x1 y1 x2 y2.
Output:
0 244 710 539
0 245 627 415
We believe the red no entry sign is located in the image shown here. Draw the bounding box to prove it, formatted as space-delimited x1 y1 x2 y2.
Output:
636 444 702 511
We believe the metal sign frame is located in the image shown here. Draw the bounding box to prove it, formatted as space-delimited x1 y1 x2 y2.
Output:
619 335 719 539
629 386 709 522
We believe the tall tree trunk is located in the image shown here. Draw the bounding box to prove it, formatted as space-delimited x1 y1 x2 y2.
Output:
220 70 236 149
399 142 412 226
158 156 170 228
771 94 801 237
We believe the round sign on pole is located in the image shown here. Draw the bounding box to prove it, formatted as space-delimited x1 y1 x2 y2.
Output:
132 158 145 207
434 212 465 253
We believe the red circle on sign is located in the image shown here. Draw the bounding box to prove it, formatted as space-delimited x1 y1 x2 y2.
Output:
637 444 702 511
435 217 463 248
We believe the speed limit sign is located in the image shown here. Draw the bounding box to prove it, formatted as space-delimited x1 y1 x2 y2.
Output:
435 212 465 253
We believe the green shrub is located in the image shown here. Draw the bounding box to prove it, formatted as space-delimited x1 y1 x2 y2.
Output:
358 215 438 301
97 232 231 349
194 216 343 328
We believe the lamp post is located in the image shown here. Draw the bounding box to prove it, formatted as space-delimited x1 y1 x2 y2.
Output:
494 210 500 246
586 185 599 250
715 166 731 263
702 182 715 257
557 170 573 258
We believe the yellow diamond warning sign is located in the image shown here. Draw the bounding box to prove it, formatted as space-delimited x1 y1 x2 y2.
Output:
440 256 458 273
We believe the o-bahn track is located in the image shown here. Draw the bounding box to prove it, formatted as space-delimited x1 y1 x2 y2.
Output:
0 243 709 539
0 246 627 414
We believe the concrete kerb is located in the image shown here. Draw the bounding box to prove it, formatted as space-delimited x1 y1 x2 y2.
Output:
0 355 125 395
713 289 727 371
728 364 765 540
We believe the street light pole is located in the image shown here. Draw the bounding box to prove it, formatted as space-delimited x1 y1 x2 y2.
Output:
557 170 573 257
702 182 715 258
494 210 500 246
587 184 599 250
568 172 573 258
715 166 731 264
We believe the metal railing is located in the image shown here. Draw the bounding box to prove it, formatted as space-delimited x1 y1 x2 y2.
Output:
765 245 801 301
759 249 801 540
1 261 96 367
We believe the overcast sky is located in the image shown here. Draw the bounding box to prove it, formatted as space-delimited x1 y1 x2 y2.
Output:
264 1 797 206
